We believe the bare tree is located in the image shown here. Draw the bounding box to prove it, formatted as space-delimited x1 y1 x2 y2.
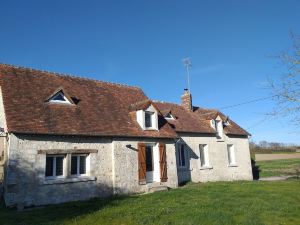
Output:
269 33 300 124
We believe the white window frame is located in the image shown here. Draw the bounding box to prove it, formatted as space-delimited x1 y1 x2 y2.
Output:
145 111 155 129
45 155 66 179
227 144 237 166
178 144 186 168
49 91 72 104
71 154 89 177
164 113 175 120
199 144 212 169
215 120 223 139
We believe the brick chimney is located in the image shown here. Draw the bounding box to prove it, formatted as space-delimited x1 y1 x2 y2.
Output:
181 89 192 111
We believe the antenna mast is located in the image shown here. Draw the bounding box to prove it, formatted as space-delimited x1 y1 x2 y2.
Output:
182 57 192 92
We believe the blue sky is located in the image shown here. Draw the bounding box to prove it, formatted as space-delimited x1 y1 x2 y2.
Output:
1 0 300 144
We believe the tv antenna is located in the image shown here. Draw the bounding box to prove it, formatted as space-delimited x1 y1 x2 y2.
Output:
182 57 192 92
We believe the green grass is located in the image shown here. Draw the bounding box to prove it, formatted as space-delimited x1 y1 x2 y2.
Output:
1 181 300 225
257 158 300 177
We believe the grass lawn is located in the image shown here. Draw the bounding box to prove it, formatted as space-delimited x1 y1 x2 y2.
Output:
1 181 300 225
257 158 300 178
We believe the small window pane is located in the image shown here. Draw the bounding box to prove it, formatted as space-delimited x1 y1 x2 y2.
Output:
55 157 64 176
146 146 153 171
52 92 66 101
71 156 78 175
79 156 86 174
45 157 53 177
145 112 153 128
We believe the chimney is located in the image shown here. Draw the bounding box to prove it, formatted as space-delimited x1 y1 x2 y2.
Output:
181 89 192 111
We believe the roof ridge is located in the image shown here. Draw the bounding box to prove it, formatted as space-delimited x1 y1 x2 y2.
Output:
153 100 219 111
0 63 141 91
152 100 180 106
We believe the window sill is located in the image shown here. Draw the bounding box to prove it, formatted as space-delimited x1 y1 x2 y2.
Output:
144 128 158 131
199 166 213 170
43 176 96 185
228 164 238 167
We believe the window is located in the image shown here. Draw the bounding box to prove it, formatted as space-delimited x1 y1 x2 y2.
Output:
145 146 153 172
145 111 154 128
227 144 236 166
199 144 210 167
45 155 65 178
164 112 174 120
48 91 71 104
178 144 186 167
71 154 87 176
215 120 223 139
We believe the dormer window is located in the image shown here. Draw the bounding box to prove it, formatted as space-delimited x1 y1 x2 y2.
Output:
211 116 223 140
164 112 175 120
136 104 158 130
145 111 154 128
46 89 73 105
215 120 223 139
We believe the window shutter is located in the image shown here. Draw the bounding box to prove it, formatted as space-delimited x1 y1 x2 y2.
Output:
159 143 168 182
138 143 146 184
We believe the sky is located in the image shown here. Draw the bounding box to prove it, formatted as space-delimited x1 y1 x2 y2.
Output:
0 0 300 144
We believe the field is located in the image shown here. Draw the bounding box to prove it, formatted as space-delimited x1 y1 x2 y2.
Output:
256 158 300 178
255 153 300 161
1 181 300 225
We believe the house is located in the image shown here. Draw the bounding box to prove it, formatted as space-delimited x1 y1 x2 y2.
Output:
155 91 253 184
0 64 252 208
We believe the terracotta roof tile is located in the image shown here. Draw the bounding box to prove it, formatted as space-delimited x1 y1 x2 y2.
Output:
155 101 249 136
0 64 177 138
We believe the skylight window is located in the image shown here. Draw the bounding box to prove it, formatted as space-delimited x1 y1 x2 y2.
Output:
48 91 72 104
164 112 174 120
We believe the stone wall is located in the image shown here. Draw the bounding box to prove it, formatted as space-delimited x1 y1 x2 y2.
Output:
177 133 253 183
113 138 178 194
4 134 178 207
4 134 114 207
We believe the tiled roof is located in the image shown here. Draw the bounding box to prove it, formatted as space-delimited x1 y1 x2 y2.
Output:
155 102 250 136
154 102 216 134
0 64 177 138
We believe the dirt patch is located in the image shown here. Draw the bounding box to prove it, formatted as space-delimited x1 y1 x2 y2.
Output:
255 153 300 161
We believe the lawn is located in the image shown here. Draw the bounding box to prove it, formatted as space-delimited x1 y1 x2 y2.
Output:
256 158 300 178
1 181 300 225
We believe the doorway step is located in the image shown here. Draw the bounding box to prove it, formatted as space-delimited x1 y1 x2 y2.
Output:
147 182 168 193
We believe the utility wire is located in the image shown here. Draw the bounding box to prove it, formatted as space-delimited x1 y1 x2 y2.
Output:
218 95 278 110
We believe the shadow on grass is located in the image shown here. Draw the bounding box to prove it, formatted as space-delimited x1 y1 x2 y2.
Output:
0 194 134 225
251 158 260 180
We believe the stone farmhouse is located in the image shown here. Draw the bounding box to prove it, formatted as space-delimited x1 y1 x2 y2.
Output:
0 64 253 208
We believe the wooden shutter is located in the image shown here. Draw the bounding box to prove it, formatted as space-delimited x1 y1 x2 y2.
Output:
138 143 146 184
159 143 168 182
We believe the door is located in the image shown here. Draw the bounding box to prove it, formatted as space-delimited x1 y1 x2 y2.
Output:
145 145 154 183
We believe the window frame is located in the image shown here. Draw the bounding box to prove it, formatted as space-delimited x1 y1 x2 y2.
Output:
48 91 72 104
71 154 88 177
215 119 223 139
199 144 211 169
227 144 237 166
144 111 154 129
178 144 186 168
45 154 66 179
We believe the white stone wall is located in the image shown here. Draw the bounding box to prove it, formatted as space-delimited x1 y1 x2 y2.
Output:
4 134 178 207
0 87 7 132
176 133 253 183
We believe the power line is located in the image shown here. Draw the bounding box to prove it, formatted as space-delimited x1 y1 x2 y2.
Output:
218 95 277 110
